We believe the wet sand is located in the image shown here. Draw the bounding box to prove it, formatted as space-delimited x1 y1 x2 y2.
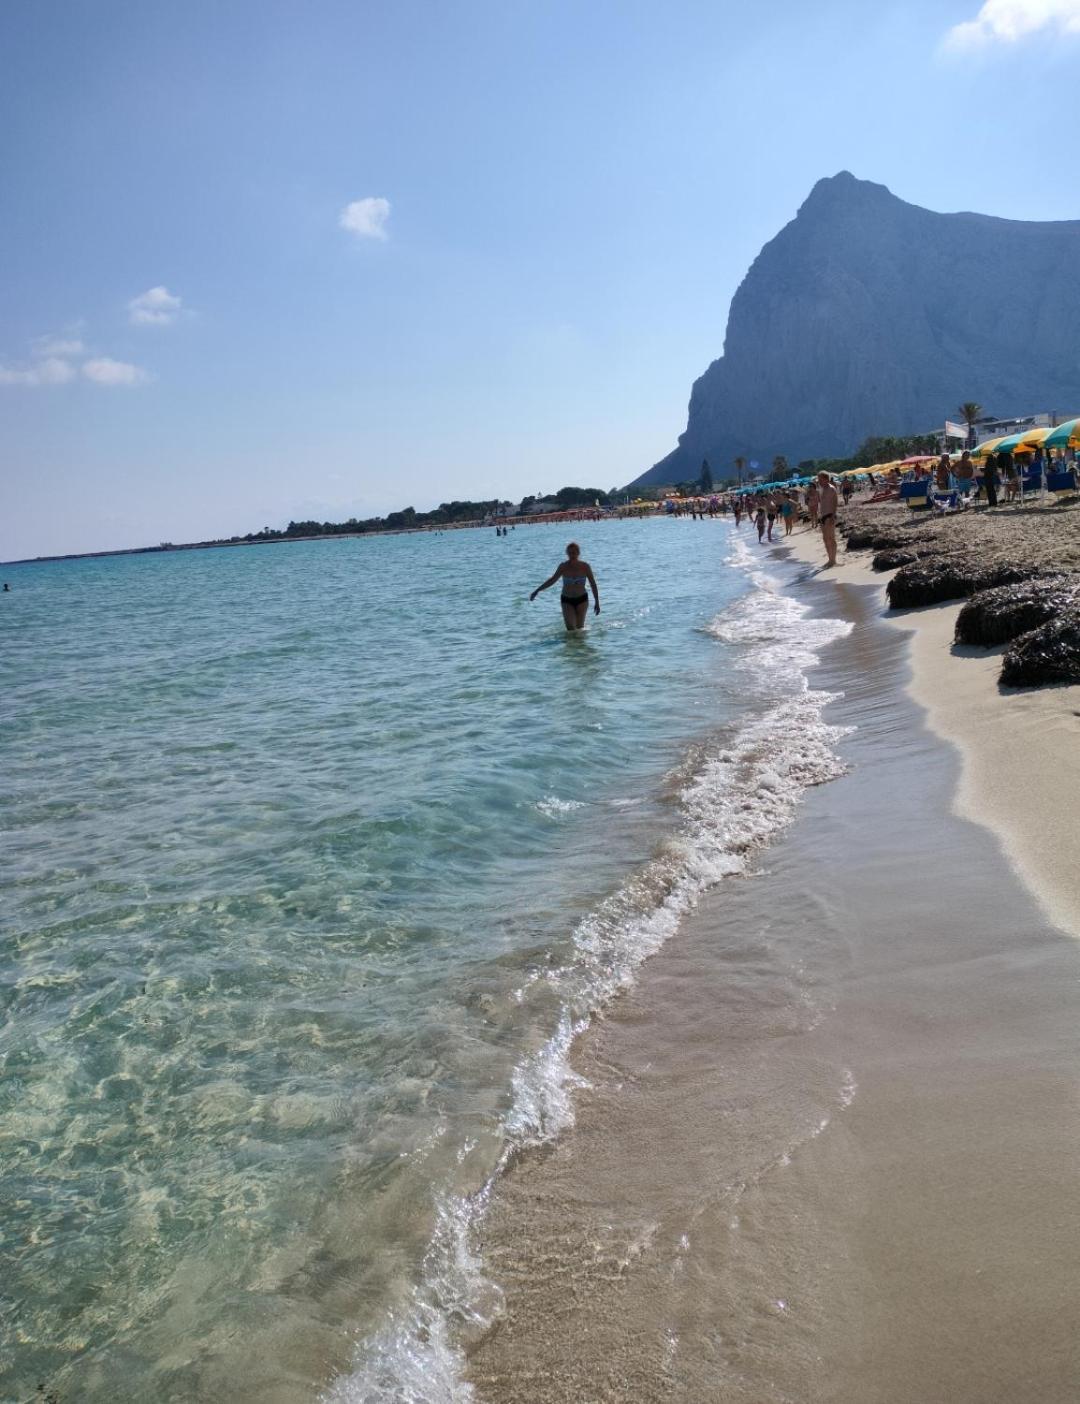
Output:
466 542 1080 1402
784 520 1080 935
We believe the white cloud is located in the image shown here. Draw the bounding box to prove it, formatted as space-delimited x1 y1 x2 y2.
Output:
128 285 183 326
0 356 77 387
0 328 151 389
32 333 86 358
339 196 390 240
943 0 1080 49
82 357 151 386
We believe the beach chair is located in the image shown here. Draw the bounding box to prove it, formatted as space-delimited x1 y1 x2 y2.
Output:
1046 470 1077 498
899 480 930 511
931 490 960 514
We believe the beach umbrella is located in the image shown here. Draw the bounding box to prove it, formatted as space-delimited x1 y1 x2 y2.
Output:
971 434 1010 458
988 425 1051 455
1043 417 1080 450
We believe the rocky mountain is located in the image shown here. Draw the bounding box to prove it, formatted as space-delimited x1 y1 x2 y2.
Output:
633 172 1080 487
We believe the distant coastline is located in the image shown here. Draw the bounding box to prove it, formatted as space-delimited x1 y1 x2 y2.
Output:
2 509 605 569
4 486 622 568
2 524 458 569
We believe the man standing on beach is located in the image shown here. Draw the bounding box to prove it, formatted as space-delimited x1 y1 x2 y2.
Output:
816 471 839 568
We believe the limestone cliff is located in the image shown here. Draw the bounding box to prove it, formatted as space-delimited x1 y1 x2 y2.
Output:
633 172 1080 486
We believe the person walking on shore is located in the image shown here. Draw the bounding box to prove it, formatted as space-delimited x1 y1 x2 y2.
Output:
806 481 819 527
983 451 1000 508
530 541 600 632
817 472 839 568
754 500 767 542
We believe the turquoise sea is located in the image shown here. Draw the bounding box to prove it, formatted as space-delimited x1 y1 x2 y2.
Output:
1 519 849 1402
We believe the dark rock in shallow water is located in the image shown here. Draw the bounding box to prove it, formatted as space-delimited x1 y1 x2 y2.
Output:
955 577 1072 647
1000 607 1080 686
887 557 1039 609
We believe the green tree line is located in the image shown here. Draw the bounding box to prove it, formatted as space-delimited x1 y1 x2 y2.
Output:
232 486 617 543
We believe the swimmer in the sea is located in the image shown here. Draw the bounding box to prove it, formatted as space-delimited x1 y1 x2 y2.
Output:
530 541 600 632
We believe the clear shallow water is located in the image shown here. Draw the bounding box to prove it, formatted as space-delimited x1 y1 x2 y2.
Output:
1 521 846 1401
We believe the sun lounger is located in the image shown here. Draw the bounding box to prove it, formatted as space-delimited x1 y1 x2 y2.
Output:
899 481 930 510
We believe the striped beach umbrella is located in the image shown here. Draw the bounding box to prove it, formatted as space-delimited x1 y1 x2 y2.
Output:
975 425 1051 456
996 426 1052 454
1043 417 1080 450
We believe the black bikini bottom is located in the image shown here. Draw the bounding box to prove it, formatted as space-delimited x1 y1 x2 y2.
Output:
561 594 588 609
820 512 836 522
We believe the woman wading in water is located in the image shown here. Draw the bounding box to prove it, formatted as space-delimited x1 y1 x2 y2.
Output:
530 542 600 632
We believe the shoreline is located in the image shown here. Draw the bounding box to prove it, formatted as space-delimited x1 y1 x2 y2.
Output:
780 520 1080 939
465 525 1080 1402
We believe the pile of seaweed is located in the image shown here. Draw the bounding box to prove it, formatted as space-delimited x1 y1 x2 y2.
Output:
844 525 935 553
955 577 1072 647
886 556 1040 610
873 542 958 571
1001 611 1080 687
837 499 1080 686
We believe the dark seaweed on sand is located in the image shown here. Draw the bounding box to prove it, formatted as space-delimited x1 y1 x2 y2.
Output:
954 578 1071 647
872 543 961 572
840 498 1080 687
872 547 921 571
887 558 1040 610
1001 609 1080 687
845 527 933 553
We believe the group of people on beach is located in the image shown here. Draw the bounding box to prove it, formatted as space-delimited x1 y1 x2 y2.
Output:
734 472 839 566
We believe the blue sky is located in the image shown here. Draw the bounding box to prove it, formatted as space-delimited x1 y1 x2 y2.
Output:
3 0 1079 559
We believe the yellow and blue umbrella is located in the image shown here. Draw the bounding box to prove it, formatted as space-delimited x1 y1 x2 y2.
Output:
1044 417 1080 450
975 425 1050 456
971 435 1009 458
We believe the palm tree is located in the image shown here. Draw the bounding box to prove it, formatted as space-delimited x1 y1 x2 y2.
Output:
772 454 789 479
734 456 746 487
958 401 983 449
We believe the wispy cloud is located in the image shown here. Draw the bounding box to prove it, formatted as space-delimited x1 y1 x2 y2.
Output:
943 0 1080 50
32 332 86 358
339 196 391 240
128 285 184 326
0 330 150 388
82 357 151 386
0 356 77 387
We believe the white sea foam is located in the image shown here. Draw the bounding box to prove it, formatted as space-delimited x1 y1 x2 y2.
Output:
534 794 585 819
324 541 855 1403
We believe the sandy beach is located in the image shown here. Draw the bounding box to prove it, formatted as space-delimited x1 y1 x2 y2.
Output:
782 506 1080 936
466 510 1080 1403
